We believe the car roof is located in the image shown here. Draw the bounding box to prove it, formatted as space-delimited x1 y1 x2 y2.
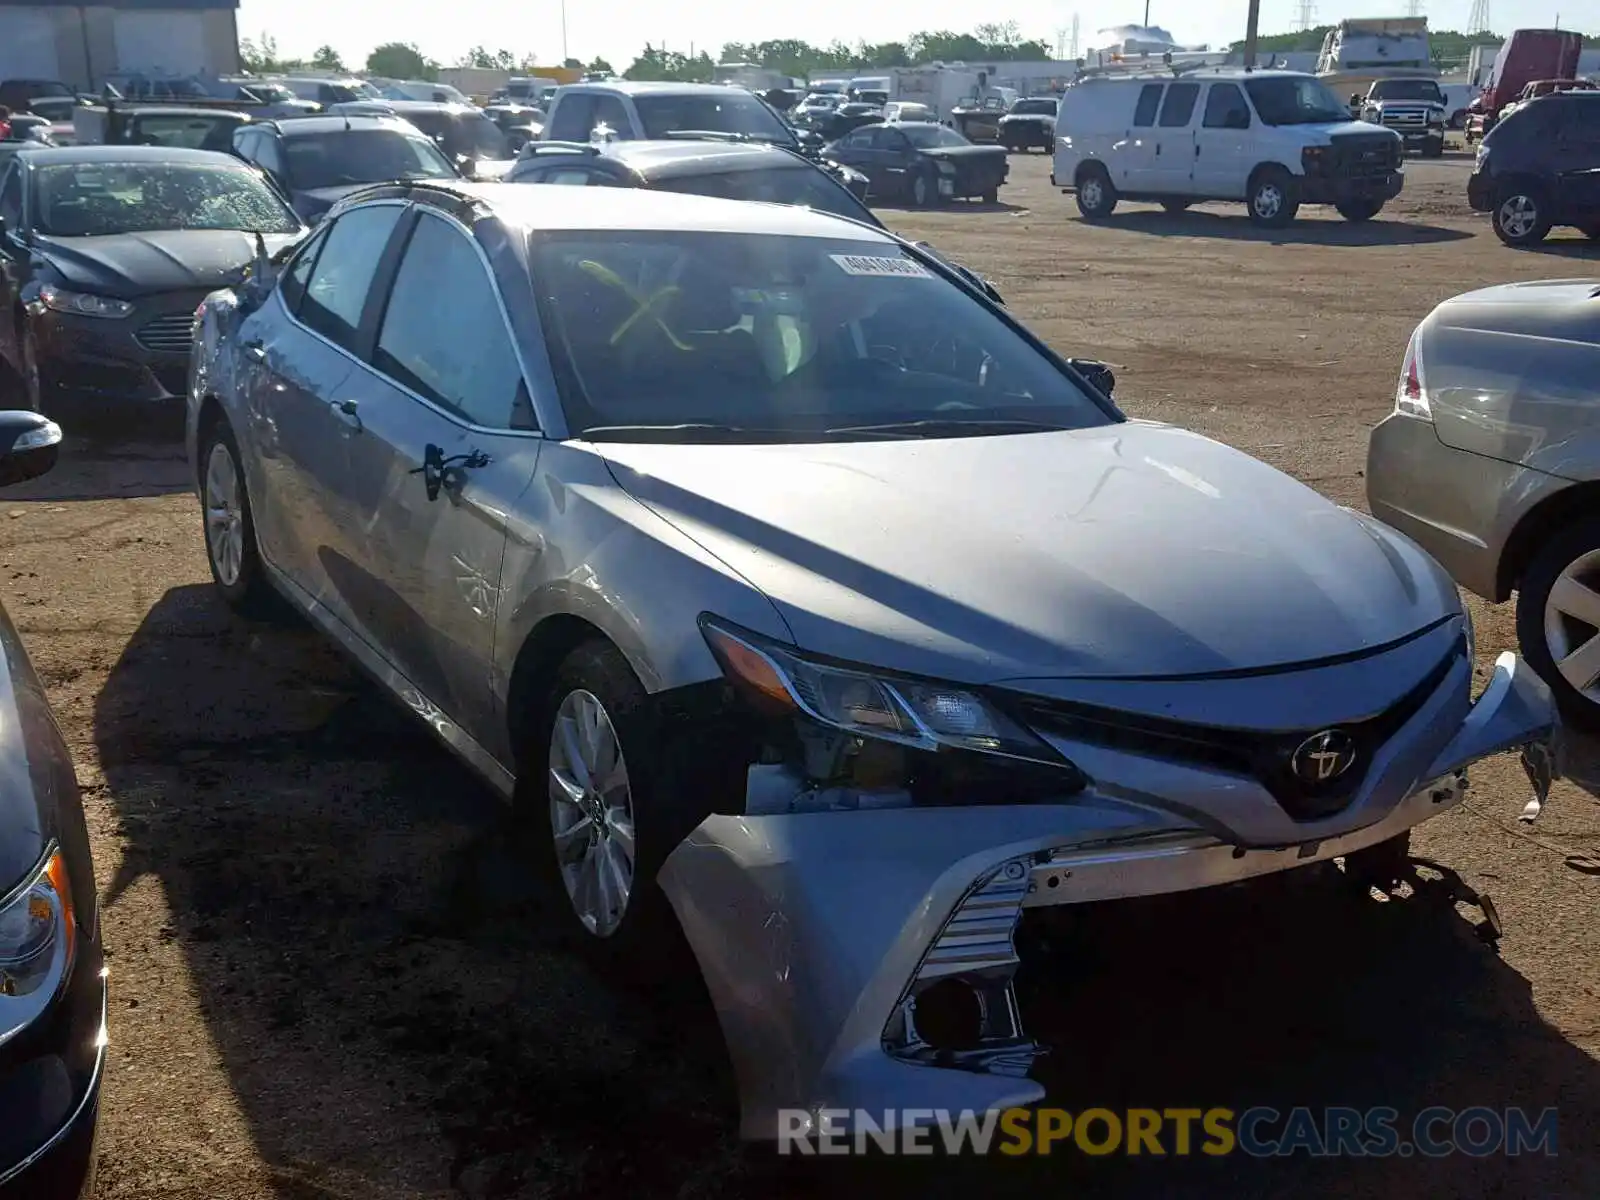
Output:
561 81 758 97
374 100 478 115
12 145 249 166
267 114 417 136
574 140 811 176
119 106 248 120
399 180 890 240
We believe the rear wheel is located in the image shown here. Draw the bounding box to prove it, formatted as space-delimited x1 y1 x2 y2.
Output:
199 418 279 618
1492 184 1552 246
1246 166 1299 228
1336 198 1383 222
1516 516 1600 728
1424 138 1445 159
981 187 999 205
1075 165 1117 219
910 167 937 208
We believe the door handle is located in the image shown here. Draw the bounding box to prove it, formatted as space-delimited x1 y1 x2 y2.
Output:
1155 143 1161 156
241 339 266 362
1195 142 1202 156
409 442 489 502
329 397 362 432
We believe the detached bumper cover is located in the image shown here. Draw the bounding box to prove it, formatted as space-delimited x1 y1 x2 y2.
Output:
659 651 1554 1141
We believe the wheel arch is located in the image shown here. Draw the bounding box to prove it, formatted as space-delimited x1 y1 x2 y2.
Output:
1497 481 1600 601
1073 158 1108 187
505 612 620 771
1247 160 1296 191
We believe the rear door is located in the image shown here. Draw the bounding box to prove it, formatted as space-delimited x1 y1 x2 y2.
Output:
241 202 406 605
1192 81 1253 198
331 207 539 747
1114 82 1164 188
1550 99 1600 218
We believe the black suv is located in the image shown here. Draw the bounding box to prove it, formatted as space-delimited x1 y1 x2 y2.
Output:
508 138 879 224
1468 91 1600 246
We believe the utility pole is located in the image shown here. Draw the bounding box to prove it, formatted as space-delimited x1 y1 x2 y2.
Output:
560 0 568 63
1242 0 1261 69
1143 0 1151 27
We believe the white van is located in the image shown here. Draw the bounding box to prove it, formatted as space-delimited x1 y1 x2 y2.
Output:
1051 67 1406 226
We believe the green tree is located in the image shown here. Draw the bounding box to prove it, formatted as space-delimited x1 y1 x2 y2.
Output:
587 57 615 74
624 45 715 82
562 57 583 69
366 42 436 80
460 45 522 70
239 33 285 74
310 44 345 72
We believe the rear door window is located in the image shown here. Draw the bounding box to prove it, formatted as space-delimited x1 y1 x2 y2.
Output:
1132 84 1164 127
1159 83 1200 127
297 205 404 352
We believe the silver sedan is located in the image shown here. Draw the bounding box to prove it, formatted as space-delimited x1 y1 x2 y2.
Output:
188 182 1555 1141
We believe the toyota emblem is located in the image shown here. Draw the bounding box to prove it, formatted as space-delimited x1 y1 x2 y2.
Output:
1291 729 1358 786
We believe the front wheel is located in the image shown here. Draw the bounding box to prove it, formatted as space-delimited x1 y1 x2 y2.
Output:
981 187 999 205
199 419 279 618
910 168 937 208
1491 185 1551 246
530 639 710 976
1336 198 1383 222
1424 138 1445 159
1516 516 1600 728
1246 167 1299 228
1075 166 1117 219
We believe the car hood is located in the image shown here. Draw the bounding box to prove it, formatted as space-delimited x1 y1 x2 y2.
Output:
33 228 305 298
598 422 1459 684
295 182 386 220
468 157 517 181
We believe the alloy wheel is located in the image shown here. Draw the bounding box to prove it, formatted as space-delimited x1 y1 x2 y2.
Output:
1543 549 1600 703
203 441 246 588
1496 194 1539 241
548 688 637 938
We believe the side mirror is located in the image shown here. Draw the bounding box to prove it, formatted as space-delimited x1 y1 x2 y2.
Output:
1068 358 1115 398
0 411 62 487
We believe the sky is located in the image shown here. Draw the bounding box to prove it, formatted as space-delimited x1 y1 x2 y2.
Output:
238 0 1598 76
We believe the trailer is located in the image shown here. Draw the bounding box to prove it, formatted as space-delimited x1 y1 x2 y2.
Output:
888 66 980 121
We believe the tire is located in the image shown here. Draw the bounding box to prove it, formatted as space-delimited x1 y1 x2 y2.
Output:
198 418 279 618
1515 515 1600 728
910 167 936 208
1424 138 1445 159
1343 832 1413 893
981 187 999 205
1075 165 1117 219
1160 199 1192 213
1491 183 1551 247
1246 166 1299 228
528 639 703 976
1336 198 1383 222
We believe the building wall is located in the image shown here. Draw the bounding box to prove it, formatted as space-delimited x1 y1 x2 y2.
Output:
0 1 238 88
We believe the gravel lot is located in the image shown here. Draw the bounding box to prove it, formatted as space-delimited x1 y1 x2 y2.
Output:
1 149 1597 1199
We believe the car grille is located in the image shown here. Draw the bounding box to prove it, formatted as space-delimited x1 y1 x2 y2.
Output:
1003 646 1457 822
1378 105 1431 130
135 311 196 354
1330 132 1401 178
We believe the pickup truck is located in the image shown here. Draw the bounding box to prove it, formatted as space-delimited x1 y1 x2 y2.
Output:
1357 77 1447 157
72 103 251 153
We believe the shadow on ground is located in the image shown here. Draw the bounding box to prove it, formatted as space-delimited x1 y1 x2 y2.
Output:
1093 208 1473 247
93 586 1600 1198
3 428 191 502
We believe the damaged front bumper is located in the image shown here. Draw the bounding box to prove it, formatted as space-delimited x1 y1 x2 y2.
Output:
657 651 1556 1141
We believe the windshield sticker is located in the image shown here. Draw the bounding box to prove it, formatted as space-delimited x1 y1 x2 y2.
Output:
829 254 933 279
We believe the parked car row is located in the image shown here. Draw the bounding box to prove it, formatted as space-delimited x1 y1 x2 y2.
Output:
0 66 1575 1191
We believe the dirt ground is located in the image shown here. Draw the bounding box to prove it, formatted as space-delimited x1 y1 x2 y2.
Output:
2 149 1597 1199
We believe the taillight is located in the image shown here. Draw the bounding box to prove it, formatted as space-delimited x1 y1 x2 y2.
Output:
1395 328 1430 419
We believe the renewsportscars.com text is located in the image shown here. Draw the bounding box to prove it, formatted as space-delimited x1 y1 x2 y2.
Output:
777 1106 1559 1158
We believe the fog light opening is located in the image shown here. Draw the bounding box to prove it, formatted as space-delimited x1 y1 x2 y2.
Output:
910 977 986 1052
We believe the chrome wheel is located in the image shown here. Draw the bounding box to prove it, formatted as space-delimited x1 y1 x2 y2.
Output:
1543 549 1600 702
1251 183 1284 221
203 441 245 588
1496 194 1538 240
1079 177 1104 209
548 688 636 938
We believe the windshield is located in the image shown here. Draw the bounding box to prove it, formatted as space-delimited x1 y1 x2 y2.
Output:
900 124 972 149
284 129 457 190
529 231 1112 442
635 93 796 143
243 82 294 103
32 162 301 236
130 114 241 153
402 111 511 160
1011 98 1057 115
1244 77 1352 125
651 165 878 225
1370 80 1443 102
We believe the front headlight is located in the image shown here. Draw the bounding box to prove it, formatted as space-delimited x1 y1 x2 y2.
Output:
700 617 1062 765
0 847 75 1048
1428 110 1445 126
38 283 134 320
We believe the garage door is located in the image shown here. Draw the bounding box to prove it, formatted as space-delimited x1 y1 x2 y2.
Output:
113 12 206 77
0 12 61 81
